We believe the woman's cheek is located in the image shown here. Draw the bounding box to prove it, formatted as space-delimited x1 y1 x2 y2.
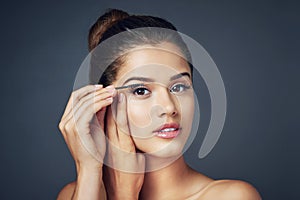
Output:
178 95 195 124
127 102 152 130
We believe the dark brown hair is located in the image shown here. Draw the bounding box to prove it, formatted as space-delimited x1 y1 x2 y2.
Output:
88 9 192 86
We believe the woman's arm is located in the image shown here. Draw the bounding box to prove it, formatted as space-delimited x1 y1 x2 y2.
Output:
57 84 115 199
72 168 105 200
57 171 107 200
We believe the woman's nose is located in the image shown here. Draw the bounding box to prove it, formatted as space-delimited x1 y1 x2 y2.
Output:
155 88 178 118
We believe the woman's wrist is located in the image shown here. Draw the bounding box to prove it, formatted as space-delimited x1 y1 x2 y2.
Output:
75 160 103 175
78 163 103 175
72 166 104 200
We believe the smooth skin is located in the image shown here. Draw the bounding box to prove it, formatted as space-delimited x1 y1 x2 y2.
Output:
57 43 261 200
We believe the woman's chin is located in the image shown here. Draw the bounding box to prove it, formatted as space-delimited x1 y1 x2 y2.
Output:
142 146 184 172
135 133 189 159
145 141 185 159
147 150 182 160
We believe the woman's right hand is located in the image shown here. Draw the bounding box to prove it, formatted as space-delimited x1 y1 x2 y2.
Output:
58 84 116 171
58 84 116 199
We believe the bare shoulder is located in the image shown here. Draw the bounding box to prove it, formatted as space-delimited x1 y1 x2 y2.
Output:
200 179 261 200
56 181 76 200
56 181 107 200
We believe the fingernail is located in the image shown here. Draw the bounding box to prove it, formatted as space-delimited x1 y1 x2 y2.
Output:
118 93 124 103
106 85 115 93
95 84 103 88
106 97 113 102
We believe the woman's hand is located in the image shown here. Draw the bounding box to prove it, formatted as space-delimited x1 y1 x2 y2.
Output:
104 93 145 200
58 84 115 199
59 84 115 170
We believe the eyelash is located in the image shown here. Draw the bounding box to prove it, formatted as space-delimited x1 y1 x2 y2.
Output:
170 83 191 93
130 83 192 97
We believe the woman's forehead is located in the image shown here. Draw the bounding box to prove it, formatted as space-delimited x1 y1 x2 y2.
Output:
126 43 187 66
116 64 191 87
116 44 191 83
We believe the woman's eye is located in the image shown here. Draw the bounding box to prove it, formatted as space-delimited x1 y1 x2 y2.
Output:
170 83 191 94
133 87 151 96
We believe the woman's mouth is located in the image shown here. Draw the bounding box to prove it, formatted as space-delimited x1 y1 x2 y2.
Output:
153 123 181 139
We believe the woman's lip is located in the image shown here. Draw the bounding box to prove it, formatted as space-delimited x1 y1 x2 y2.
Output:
153 123 180 133
153 128 182 139
153 122 182 139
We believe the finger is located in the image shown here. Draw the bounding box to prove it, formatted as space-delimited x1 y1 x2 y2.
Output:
105 106 119 143
62 98 109 158
62 91 114 141
96 106 106 128
116 93 130 133
74 95 114 130
71 89 114 118
72 84 103 105
62 85 102 118
89 122 106 159
135 153 146 172
115 93 136 152
63 87 115 123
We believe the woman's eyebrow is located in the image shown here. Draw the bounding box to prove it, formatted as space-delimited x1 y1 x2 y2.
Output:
122 77 155 85
170 72 191 81
122 72 191 86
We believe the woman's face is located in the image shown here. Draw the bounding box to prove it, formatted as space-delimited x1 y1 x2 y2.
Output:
111 42 194 158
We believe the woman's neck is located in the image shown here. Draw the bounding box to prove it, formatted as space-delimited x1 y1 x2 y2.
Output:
139 155 192 200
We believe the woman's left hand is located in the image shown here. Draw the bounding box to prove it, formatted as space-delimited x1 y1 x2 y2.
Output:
103 92 145 200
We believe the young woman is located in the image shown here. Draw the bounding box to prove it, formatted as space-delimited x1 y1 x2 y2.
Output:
57 9 261 200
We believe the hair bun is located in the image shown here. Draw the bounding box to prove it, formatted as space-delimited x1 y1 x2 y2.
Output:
88 9 130 51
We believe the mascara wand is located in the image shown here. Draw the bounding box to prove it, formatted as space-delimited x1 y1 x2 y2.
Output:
115 83 145 90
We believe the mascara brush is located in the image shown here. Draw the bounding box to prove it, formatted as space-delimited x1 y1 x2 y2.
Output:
115 83 145 90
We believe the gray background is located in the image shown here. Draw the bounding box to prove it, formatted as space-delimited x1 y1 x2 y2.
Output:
0 0 299 199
